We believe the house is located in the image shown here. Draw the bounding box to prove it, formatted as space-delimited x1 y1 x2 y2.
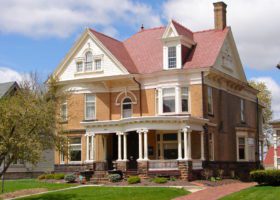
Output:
53 2 263 180
0 81 54 179
265 120 280 169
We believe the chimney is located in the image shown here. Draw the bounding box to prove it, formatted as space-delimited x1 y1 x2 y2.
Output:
141 24 144 31
213 1 227 30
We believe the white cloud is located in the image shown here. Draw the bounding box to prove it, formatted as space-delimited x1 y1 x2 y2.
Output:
163 0 280 70
0 67 25 83
252 77 280 120
0 0 162 38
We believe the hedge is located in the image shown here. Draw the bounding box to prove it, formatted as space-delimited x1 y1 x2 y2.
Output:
250 170 280 185
127 176 141 184
153 177 168 184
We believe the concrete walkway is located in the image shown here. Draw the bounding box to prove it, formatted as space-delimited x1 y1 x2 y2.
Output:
174 182 257 200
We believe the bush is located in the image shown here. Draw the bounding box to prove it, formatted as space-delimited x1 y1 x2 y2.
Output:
127 176 141 184
169 177 176 181
153 177 168 184
201 168 213 180
38 174 46 180
45 174 55 179
217 169 224 180
108 174 121 182
65 174 77 183
250 170 280 185
54 173 65 180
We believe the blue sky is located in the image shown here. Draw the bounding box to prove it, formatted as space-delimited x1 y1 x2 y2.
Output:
0 0 279 118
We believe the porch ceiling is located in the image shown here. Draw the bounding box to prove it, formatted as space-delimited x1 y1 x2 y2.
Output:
81 115 216 134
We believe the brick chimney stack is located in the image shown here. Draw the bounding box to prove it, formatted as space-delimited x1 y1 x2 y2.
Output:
213 1 227 30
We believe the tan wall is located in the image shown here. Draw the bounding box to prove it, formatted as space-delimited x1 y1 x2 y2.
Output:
96 93 110 120
142 89 156 116
190 84 203 118
66 94 85 130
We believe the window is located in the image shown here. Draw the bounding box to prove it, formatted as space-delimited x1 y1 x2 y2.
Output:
76 62 83 72
207 87 213 114
122 98 132 118
241 99 245 122
238 137 246 160
60 151 64 164
157 133 178 159
95 59 101 70
69 137 82 162
162 88 175 113
85 51 93 71
60 98 67 121
85 94 96 120
13 159 24 165
168 46 176 68
181 87 189 112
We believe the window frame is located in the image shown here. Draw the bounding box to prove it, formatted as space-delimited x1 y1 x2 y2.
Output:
85 51 93 72
207 86 214 115
60 98 68 122
167 46 177 69
94 59 102 71
181 87 189 113
156 133 178 160
236 134 248 162
84 94 96 121
69 137 82 163
76 61 83 73
121 97 133 119
162 88 176 113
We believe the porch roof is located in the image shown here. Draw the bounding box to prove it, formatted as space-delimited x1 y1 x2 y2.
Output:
81 115 216 134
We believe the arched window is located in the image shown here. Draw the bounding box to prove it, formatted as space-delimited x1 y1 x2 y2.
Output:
85 51 93 71
122 98 132 118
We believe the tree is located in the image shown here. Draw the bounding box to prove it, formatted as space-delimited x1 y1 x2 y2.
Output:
249 80 273 147
0 75 67 178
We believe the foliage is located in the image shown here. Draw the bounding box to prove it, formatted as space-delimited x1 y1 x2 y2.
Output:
217 169 224 180
127 176 141 184
169 177 176 181
201 168 213 180
250 170 280 185
54 173 65 180
17 186 190 200
64 174 76 183
249 81 273 146
210 177 216 182
108 174 121 182
45 174 55 179
0 74 68 177
153 177 168 184
38 174 46 180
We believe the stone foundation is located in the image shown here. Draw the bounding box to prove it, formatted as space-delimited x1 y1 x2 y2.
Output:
116 161 128 173
54 163 94 173
3 172 43 180
178 160 192 181
137 161 148 178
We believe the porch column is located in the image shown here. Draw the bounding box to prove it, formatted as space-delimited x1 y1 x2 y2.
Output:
117 132 122 161
188 131 192 159
177 130 182 160
143 129 149 160
201 132 205 160
123 133 128 161
91 135 95 160
86 135 89 161
137 130 143 160
103 135 107 161
183 128 189 160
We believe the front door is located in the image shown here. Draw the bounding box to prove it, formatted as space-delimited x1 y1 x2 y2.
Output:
127 132 138 170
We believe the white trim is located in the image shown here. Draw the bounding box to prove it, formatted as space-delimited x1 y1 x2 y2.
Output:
115 90 137 106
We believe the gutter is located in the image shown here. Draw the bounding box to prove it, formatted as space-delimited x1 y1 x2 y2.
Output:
133 77 142 116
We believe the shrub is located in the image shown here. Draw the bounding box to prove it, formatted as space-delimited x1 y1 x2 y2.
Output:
169 177 176 181
65 174 77 183
38 174 46 180
108 174 121 182
45 174 55 179
250 170 280 185
54 173 65 180
210 177 216 182
153 177 168 184
127 176 141 184
217 169 224 180
202 168 213 180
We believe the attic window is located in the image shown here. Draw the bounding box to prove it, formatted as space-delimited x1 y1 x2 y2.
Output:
85 51 93 71
168 46 176 68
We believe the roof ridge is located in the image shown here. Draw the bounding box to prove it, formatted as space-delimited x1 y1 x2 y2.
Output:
123 26 165 42
171 19 193 34
194 27 229 34
89 28 122 43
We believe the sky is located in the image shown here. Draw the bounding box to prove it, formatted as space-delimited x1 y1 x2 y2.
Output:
0 0 279 119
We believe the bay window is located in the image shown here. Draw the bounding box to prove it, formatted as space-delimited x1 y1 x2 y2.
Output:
162 88 176 113
69 137 82 162
85 94 96 120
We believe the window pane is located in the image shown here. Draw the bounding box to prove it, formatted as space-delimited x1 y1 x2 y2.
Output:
69 137 82 161
85 52 93 71
181 87 189 112
95 59 101 70
122 98 132 118
162 88 175 113
163 88 175 96
163 143 178 159
239 137 245 145
207 87 213 114
86 94 95 102
168 46 176 68
70 150 81 161
76 62 83 72
163 133 177 141
239 147 245 160
85 94 95 120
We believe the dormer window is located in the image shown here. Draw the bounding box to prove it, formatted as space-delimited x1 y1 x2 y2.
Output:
85 51 93 71
168 46 177 69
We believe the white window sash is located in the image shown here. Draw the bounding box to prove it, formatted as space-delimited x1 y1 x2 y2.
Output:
85 94 96 120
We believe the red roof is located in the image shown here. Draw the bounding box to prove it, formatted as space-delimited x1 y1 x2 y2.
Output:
264 146 280 165
89 21 229 74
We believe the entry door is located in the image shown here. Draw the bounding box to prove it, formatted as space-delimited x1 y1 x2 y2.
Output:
127 132 139 170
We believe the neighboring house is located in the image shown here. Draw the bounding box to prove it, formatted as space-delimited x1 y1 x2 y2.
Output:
265 120 280 169
53 2 263 180
0 81 54 179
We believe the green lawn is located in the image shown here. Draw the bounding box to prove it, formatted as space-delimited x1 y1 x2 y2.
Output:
19 187 189 200
0 179 74 194
221 185 280 200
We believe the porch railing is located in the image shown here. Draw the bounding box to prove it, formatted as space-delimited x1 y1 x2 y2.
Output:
148 160 178 171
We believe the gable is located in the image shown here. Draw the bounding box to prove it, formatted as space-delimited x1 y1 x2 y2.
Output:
55 31 129 82
213 30 247 82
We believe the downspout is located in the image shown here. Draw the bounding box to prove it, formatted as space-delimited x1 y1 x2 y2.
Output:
201 71 205 118
133 77 142 116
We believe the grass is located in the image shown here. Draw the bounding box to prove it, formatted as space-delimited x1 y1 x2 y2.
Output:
19 186 189 200
0 179 74 194
221 185 280 200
